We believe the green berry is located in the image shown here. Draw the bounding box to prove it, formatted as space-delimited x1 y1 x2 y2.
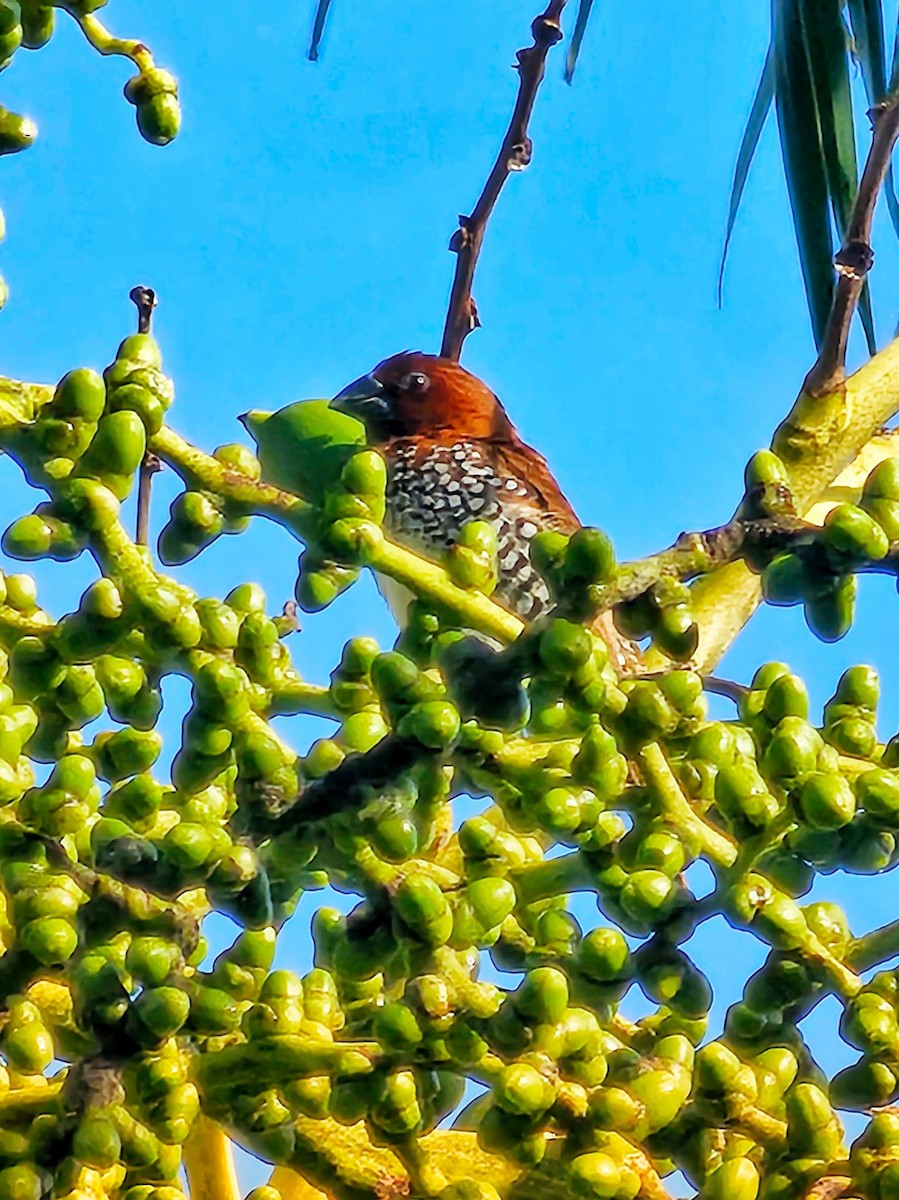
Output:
563 528 616 584
857 768 899 824
578 928 631 982
394 874 453 946
398 699 460 749
494 1063 554 1116
0 1164 44 1200
799 773 856 830
824 503 890 559
804 574 856 643
73 1114 122 1169
514 967 569 1024
20 916 78 964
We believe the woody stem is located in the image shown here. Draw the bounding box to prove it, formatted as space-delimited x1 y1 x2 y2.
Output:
440 1 568 361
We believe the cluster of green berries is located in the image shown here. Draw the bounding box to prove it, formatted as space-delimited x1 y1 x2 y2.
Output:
0 2 179 150
2 334 174 562
6 333 899 1200
755 451 899 641
0 3 178 318
296 447 388 612
616 578 699 662
158 445 257 566
123 68 180 146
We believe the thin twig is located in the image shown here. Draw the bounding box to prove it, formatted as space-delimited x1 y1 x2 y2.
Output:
136 452 162 546
635 672 748 704
129 285 157 333
804 95 899 396
702 675 749 704
440 1 567 361
129 286 162 546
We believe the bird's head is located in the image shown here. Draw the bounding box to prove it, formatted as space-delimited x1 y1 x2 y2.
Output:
331 352 515 443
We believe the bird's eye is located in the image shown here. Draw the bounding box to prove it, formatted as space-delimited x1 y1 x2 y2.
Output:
398 371 430 394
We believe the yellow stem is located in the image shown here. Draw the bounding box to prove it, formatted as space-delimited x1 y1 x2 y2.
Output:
151 425 315 539
69 11 155 72
636 743 737 866
182 1114 241 1200
370 538 523 644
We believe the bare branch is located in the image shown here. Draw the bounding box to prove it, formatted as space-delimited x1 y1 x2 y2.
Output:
135 451 162 546
129 285 157 333
440 1 567 361
702 675 749 705
804 95 899 396
128 286 163 547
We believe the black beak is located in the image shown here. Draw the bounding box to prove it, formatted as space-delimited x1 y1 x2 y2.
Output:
330 373 391 422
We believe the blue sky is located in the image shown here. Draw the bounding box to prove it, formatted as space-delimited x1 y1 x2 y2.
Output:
5 0 899 1187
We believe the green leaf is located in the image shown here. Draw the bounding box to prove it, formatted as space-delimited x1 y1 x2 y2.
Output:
848 0 887 99
859 281 877 357
564 0 595 84
884 166 899 248
718 46 775 305
799 0 858 237
308 0 335 63
773 0 835 347
799 0 875 353
849 1 899 245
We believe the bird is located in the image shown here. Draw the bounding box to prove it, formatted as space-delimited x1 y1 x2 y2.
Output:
331 351 640 675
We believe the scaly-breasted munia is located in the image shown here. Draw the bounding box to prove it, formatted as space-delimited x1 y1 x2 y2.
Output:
333 352 639 674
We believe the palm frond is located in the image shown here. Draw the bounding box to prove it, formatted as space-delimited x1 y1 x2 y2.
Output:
564 0 596 84
309 0 336 62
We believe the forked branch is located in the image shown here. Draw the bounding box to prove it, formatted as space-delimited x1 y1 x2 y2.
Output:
440 1 568 361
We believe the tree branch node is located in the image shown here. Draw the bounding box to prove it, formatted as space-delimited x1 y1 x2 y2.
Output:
834 239 874 281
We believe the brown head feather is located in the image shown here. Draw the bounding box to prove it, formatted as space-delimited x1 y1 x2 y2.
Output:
370 352 517 442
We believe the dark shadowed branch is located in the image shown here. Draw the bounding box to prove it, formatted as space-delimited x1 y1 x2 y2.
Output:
804 93 899 396
135 452 162 546
440 1 568 361
239 735 442 833
129 284 156 334
129 286 164 547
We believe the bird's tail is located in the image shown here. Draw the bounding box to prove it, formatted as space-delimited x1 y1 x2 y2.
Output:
591 609 643 677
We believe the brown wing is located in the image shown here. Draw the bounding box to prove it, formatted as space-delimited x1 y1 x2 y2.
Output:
491 439 580 534
492 440 642 676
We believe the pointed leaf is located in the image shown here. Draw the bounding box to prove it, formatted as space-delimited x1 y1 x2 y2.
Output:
859 280 877 357
890 13 899 89
773 0 835 346
849 2 899 246
886 165 899 242
799 0 858 238
564 0 596 84
451 1092 492 1131
308 0 336 62
799 0 875 352
718 45 775 304
848 0 888 100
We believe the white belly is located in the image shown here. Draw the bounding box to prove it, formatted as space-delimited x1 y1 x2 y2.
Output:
374 571 417 626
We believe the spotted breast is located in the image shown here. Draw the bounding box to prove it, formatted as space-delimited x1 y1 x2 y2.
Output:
380 437 560 624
